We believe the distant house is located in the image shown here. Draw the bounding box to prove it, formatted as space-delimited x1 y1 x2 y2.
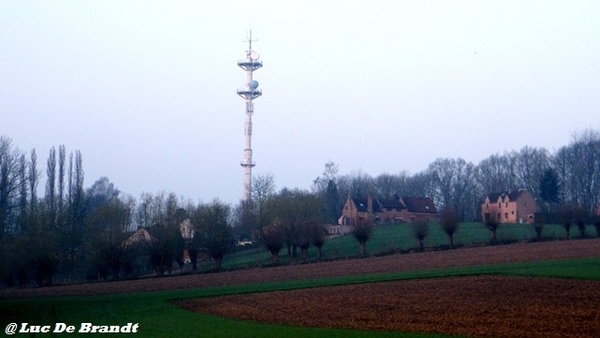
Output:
124 219 195 263
338 195 437 226
481 189 539 224
124 226 154 246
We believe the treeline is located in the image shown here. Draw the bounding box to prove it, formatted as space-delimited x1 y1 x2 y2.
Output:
314 129 600 222
0 136 332 287
1 129 600 286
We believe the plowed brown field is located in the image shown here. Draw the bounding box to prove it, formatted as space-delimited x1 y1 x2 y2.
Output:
177 276 600 338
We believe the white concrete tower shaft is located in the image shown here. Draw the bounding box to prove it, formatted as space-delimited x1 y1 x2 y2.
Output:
236 31 262 202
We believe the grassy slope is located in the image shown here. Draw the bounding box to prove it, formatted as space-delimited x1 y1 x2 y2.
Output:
223 222 596 269
2 257 599 338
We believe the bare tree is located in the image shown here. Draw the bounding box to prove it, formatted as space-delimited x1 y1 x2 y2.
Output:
29 149 39 214
86 196 134 280
347 170 376 198
45 147 57 229
268 188 325 257
133 192 183 275
65 150 85 280
352 216 373 256
27 200 60 286
308 222 327 260
17 154 28 232
411 221 429 252
559 205 574 239
532 212 544 242
476 153 517 195
294 223 311 262
573 206 588 238
404 171 435 198
429 157 476 219
0 136 26 241
484 217 500 244
512 146 549 201
261 219 286 264
554 131 600 212
192 199 233 271
440 207 460 249
250 173 276 235
58 145 66 226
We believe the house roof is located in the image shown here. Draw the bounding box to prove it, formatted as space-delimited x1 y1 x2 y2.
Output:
352 198 383 213
124 227 154 246
378 198 405 210
486 190 527 202
349 196 436 214
401 196 437 213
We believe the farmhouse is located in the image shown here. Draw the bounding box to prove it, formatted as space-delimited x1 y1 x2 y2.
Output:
124 218 196 263
481 189 539 224
338 195 437 226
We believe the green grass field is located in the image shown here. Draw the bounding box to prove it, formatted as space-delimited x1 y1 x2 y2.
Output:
2 257 599 338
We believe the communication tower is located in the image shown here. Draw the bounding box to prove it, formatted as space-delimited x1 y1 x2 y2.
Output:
237 31 262 202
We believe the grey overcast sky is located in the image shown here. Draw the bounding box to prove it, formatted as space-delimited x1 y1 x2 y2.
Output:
2 1 599 204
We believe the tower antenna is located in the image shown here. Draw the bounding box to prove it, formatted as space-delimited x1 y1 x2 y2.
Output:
236 30 263 202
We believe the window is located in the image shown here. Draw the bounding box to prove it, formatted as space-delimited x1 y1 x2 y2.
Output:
505 213 508 219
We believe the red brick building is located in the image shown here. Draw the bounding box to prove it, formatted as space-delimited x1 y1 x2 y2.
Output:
338 195 437 226
481 189 539 224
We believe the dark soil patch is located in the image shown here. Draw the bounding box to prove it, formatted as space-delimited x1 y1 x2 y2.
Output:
177 276 600 338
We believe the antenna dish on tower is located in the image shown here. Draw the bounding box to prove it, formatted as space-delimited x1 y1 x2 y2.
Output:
250 50 260 60
249 80 259 89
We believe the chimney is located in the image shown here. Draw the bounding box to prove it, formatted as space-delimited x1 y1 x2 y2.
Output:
367 195 373 213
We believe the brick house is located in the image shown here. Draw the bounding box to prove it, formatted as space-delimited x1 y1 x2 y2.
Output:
481 189 539 224
338 195 437 226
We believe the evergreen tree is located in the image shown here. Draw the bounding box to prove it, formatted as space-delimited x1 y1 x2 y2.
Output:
539 168 560 209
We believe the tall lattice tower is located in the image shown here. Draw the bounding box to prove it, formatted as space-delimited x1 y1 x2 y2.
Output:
236 31 262 202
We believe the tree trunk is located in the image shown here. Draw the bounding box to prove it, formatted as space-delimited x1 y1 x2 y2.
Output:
489 229 497 244
301 248 308 262
189 249 199 271
214 256 222 271
359 242 366 256
535 227 542 242
270 252 279 264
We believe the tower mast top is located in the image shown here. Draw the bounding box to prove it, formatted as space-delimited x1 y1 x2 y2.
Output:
244 30 258 59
